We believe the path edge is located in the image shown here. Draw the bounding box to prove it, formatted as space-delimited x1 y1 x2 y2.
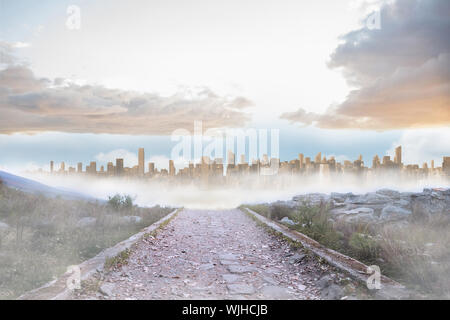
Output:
17 208 181 300
242 207 413 300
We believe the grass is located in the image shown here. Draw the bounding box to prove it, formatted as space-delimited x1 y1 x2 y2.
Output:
245 201 450 298
0 183 173 300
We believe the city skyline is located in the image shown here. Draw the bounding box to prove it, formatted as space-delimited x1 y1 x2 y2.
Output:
1 0 449 174
42 146 450 182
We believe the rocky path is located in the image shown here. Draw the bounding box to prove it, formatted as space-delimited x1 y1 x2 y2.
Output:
73 209 349 300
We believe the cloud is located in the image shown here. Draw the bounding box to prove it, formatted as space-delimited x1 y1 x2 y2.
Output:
386 128 450 165
94 149 138 168
0 44 252 135
282 0 450 130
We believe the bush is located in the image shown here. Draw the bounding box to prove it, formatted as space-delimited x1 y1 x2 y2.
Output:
107 194 135 211
348 233 380 263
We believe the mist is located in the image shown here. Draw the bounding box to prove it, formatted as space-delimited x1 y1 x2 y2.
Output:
25 172 450 209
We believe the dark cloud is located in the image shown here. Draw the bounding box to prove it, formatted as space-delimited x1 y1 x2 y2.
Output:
282 0 450 130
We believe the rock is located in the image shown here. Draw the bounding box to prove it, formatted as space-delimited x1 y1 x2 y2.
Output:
380 205 411 221
99 282 116 296
0 221 10 231
280 217 296 226
122 216 142 224
288 253 306 264
76 217 97 228
351 192 391 205
297 284 306 291
333 207 378 224
222 274 242 283
227 265 257 274
321 284 345 300
219 253 238 260
317 275 333 289
376 189 401 198
260 285 293 299
227 284 255 295
199 263 214 271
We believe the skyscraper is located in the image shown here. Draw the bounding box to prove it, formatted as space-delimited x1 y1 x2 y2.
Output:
116 158 124 176
138 148 145 176
240 154 246 164
77 162 82 173
394 146 402 165
315 152 322 164
50 161 54 173
227 150 235 166
298 153 304 168
169 160 175 176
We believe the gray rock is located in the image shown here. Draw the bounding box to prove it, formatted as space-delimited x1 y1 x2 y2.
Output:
99 282 116 296
0 221 10 231
333 207 378 224
317 275 333 289
227 265 257 274
280 217 296 226
380 205 412 221
122 216 142 224
260 285 293 299
227 284 255 295
76 217 97 228
321 284 345 300
351 192 391 205
288 253 306 264
376 189 401 198
222 274 242 283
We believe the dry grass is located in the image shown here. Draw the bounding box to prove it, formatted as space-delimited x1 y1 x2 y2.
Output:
0 184 173 299
246 202 450 298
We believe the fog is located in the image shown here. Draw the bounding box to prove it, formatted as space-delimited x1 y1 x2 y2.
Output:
25 172 450 209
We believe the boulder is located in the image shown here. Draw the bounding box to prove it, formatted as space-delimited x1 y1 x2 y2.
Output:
380 205 411 221
280 217 296 226
333 207 378 224
376 189 401 198
350 192 391 205
76 217 97 228
0 221 10 231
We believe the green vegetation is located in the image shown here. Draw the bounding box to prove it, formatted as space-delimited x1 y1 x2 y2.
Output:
245 202 450 298
0 183 173 299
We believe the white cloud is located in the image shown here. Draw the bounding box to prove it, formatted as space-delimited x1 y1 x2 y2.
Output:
95 149 138 168
387 128 450 166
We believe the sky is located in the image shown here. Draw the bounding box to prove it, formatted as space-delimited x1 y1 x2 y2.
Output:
0 0 449 173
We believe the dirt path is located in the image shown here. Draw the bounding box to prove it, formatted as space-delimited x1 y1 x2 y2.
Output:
73 209 347 300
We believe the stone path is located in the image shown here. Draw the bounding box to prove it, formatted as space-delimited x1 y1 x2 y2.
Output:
73 209 347 300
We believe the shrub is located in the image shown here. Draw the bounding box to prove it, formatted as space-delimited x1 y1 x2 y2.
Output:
348 233 380 263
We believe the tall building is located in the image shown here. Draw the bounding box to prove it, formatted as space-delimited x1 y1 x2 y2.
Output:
138 148 145 176
394 146 402 165
116 158 124 176
227 150 235 166
315 152 322 164
298 153 304 168
88 161 97 174
372 155 380 168
443 157 450 175
169 160 175 176
60 162 65 172
50 161 54 173
107 162 114 175
240 154 246 164
77 162 82 173
148 162 155 175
